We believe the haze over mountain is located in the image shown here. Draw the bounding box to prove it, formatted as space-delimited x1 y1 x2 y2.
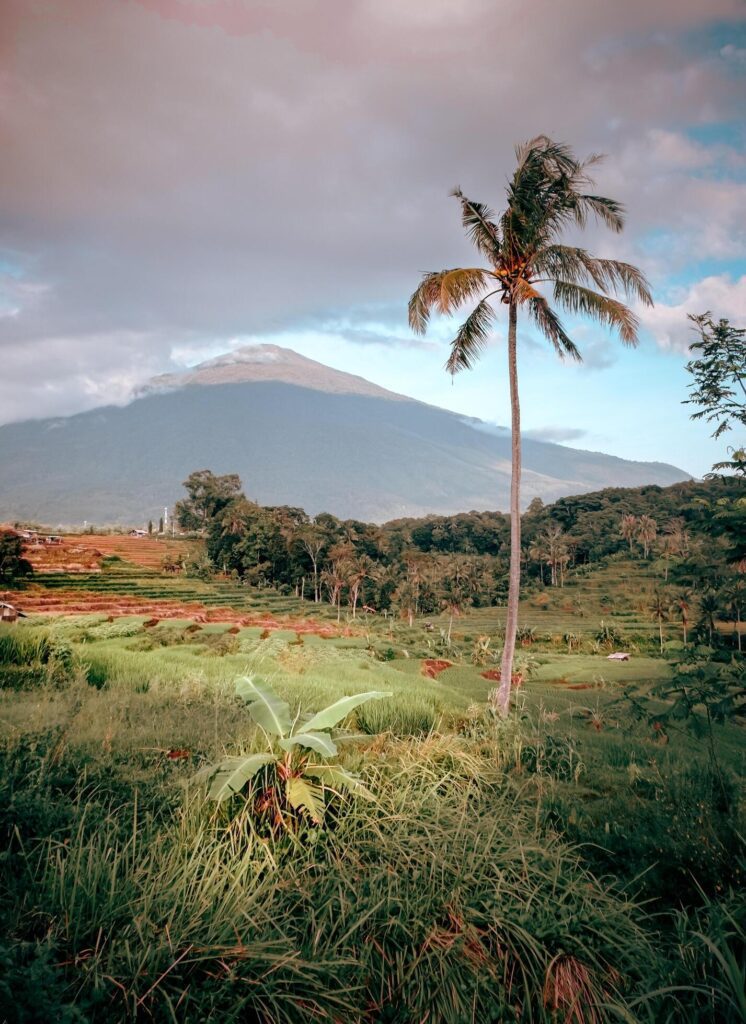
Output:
0 345 689 524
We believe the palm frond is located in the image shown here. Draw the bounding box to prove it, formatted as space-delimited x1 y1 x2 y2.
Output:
553 280 640 345
574 193 625 232
507 140 627 251
579 151 605 170
513 278 542 304
445 295 496 375
408 271 443 334
409 268 488 334
531 245 590 283
438 267 492 314
526 293 581 360
514 136 577 178
533 246 653 305
451 189 501 262
598 258 653 305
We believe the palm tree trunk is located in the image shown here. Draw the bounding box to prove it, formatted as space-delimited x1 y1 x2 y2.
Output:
497 302 520 715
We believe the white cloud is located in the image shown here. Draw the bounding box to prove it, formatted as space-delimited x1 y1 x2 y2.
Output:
0 0 744 424
640 274 746 352
524 426 588 444
721 43 746 64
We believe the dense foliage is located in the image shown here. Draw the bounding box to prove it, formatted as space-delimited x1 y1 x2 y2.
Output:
0 531 33 587
175 471 745 648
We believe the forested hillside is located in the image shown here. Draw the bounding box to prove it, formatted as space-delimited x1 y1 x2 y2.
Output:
170 471 744 643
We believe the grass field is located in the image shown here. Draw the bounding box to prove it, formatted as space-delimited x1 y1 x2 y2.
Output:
433 556 676 640
0 548 743 1023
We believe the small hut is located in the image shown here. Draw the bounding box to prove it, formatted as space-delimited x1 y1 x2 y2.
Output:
606 651 630 662
0 602 26 623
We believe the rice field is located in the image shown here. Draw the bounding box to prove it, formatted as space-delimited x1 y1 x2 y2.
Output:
0 550 743 1023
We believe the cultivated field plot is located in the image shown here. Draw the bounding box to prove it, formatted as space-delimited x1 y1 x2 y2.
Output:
435 561 666 639
0 554 743 1023
22 533 187 573
19 558 342 630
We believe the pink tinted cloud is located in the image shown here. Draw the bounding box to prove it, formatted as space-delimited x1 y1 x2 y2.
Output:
0 0 743 422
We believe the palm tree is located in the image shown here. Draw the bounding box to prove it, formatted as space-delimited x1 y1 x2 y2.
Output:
675 588 693 645
321 560 347 622
298 525 326 603
637 515 658 559
538 523 570 587
347 554 373 618
697 589 719 647
650 589 673 654
393 579 418 628
620 514 638 555
409 136 651 714
720 578 745 653
439 558 478 643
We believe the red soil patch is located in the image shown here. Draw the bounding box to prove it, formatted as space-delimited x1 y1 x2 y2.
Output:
18 586 344 636
480 669 525 688
22 533 185 573
549 678 593 690
422 659 452 678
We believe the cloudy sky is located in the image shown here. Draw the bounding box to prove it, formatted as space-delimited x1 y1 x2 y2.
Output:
1 0 744 477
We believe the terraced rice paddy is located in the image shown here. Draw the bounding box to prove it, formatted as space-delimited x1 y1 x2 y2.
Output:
436 560 670 640
19 564 342 631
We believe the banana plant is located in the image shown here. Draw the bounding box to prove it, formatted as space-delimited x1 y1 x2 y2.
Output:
195 675 391 826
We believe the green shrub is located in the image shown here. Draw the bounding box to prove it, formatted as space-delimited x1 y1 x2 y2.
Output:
0 628 79 688
198 632 240 657
83 659 108 690
0 940 93 1024
543 764 743 906
356 695 439 736
0 628 50 667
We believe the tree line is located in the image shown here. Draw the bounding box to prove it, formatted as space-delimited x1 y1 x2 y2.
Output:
174 469 744 643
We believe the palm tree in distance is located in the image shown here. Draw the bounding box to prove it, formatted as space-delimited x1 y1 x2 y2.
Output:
620 514 638 555
409 136 652 714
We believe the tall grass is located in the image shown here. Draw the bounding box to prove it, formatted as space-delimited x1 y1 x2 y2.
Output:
3 735 663 1023
1 614 743 1022
0 626 51 667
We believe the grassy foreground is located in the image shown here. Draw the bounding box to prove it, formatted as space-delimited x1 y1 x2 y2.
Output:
0 608 743 1023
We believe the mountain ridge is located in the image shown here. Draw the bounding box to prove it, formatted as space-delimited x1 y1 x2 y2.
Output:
136 343 413 403
0 346 690 523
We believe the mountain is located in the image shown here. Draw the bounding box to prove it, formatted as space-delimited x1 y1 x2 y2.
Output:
0 344 689 524
136 344 410 402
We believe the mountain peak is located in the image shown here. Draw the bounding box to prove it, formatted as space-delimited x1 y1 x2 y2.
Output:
139 343 408 401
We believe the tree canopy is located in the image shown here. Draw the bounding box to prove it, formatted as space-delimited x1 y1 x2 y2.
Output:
685 313 746 476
